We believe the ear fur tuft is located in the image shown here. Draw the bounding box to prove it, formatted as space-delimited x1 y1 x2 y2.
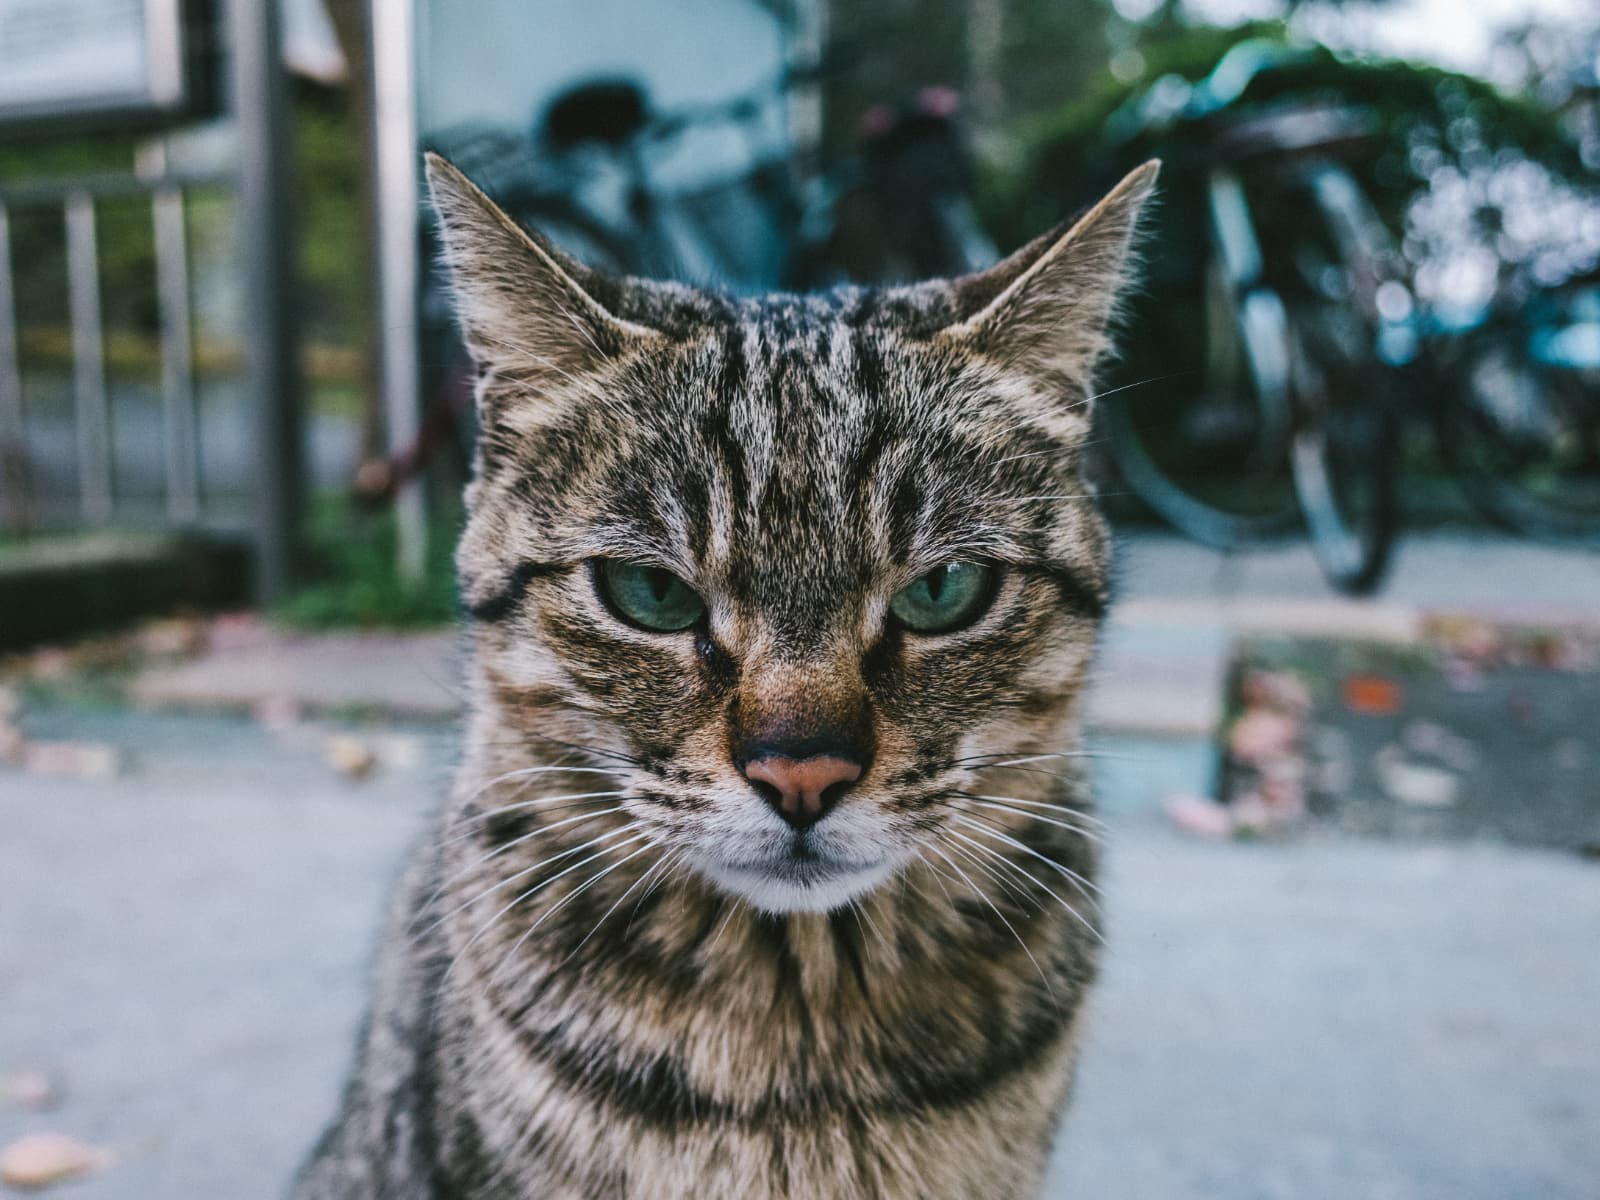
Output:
939 160 1160 396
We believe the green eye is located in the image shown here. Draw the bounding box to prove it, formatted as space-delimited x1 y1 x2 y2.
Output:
889 563 995 634
596 561 707 632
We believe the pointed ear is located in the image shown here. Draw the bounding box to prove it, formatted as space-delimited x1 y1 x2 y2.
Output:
424 152 663 396
936 160 1159 397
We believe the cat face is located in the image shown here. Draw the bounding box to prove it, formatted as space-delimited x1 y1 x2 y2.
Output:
429 154 1156 914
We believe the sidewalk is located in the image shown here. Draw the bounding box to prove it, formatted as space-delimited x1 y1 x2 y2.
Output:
0 706 1593 1200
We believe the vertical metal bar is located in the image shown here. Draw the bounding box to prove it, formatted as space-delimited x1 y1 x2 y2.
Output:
153 182 201 523
230 0 304 601
371 0 426 583
965 0 1004 130
0 204 26 530
66 191 113 524
786 0 827 179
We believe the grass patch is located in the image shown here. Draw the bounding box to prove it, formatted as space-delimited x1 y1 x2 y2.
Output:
274 496 462 629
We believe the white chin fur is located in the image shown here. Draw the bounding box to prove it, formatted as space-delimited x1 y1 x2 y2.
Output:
700 858 897 915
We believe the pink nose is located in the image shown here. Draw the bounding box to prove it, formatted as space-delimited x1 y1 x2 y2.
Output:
743 755 862 831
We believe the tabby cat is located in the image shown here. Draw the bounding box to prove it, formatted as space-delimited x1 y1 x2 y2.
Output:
292 152 1157 1200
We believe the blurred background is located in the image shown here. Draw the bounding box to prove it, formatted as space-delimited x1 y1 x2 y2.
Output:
0 0 1596 1197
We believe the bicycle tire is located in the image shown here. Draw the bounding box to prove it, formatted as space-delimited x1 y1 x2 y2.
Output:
1281 162 1402 593
1100 229 1302 550
1287 317 1400 593
1436 338 1600 545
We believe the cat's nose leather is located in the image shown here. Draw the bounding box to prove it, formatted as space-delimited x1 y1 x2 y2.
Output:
743 754 862 831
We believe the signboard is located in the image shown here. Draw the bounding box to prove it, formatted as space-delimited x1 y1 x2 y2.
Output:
0 0 195 129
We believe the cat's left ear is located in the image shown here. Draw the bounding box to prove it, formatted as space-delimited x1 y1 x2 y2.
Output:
935 160 1159 397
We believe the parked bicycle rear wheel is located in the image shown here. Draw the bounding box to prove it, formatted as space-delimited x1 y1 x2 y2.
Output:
1439 337 1600 545
1279 162 1403 593
1287 311 1399 593
1100 238 1301 549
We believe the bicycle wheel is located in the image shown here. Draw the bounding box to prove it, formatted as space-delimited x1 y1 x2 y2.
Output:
1438 335 1600 544
1100 180 1302 550
1278 162 1402 593
1286 310 1399 592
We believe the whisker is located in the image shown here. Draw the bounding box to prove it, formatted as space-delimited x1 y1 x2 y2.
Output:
927 841 1055 1001
992 435 1111 465
479 733 647 769
950 792 1108 835
439 790 629 847
700 899 742 962
950 813 1103 904
625 848 685 938
426 822 644 942
939 834 1041 912
432 805 631 899
946 827 1103 947
486 838 661 986
557 840 673 965
848 897 893 959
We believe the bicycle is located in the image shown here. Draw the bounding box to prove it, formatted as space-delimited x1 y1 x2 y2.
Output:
1091 40 1600 593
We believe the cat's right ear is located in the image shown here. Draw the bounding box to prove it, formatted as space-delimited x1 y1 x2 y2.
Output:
424 153 663 404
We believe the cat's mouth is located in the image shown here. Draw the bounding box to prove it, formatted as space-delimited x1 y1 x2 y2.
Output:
699 841 897 914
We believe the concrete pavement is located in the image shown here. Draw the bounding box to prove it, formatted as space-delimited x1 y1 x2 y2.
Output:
1 706 1595 1199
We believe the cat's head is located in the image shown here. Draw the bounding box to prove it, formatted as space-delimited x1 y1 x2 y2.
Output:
428 153 1156 914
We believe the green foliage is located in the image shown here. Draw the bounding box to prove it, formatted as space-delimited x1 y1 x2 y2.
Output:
273 496 461 629
985 23 1584 249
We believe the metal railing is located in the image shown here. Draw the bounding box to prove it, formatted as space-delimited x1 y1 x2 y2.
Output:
0 153 233 533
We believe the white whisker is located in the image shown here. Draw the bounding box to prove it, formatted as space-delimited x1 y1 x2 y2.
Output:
945 827 1103 947
927 842 1055 1001
950 814 1103 904
487 838 661 986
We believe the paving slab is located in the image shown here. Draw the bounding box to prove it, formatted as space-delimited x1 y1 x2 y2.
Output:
130 630 465 719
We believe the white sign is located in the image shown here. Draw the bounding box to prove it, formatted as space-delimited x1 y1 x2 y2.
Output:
0 0 186 126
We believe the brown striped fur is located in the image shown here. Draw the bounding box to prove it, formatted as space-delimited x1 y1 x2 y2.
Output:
292 153 1158 1200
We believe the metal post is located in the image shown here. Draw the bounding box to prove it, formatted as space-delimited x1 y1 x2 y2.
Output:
371 0 426 583
65 191 113 524
230 0 304 602
153 179 201 523
786 0 827 180
0 204 26 529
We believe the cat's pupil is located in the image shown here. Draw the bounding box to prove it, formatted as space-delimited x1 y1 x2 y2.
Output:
648 569 673 603
925 566 947 602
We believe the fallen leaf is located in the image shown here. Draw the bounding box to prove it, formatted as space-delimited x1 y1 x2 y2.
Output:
1343 674 1403 716
1375 745 1459 808
1164 793 1233 839
1227 709 1301 765
0 1132 112 1189
325 734 378 780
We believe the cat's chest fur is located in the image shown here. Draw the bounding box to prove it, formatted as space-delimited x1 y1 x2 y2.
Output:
296 823 1095 1200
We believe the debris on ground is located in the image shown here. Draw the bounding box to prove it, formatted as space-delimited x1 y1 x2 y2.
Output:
1168 666 1314 840
1205 620 1600 852
0 1132 113 1190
